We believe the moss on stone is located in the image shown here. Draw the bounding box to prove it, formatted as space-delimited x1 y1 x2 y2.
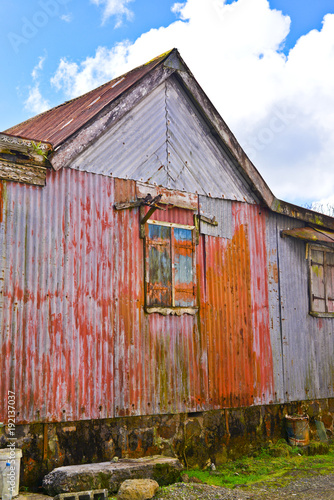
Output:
152 463 182 486
267 440 291 458
307 441 330 456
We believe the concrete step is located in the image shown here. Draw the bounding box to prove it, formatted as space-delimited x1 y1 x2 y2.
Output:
42 456 183 495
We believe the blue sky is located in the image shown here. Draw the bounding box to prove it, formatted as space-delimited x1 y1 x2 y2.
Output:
1 0 334 206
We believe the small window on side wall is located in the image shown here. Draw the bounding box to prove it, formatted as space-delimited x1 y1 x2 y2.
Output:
145 221 197 315
309 245 334 317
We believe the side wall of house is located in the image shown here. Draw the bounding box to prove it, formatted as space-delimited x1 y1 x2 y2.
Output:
1 171 278 425
1 171 334 425
1 173 334 488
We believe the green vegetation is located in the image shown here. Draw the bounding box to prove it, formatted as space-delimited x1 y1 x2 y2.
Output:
31 141 48 160
185 441 334 489
107 442 333 498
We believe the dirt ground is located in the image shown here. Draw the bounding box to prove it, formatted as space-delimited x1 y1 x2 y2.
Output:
155 471 334 499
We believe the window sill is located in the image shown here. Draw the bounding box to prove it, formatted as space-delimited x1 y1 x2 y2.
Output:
309 311 334 318
145 306 198 316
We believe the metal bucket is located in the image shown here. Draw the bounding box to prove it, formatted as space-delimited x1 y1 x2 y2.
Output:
285 415 309 446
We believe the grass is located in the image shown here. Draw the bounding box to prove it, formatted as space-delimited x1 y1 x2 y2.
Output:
107 441 334 497
185 441 334 489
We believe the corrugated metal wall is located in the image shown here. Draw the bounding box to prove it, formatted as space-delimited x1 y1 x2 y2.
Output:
0 169 116 423
140 206 207 415
198 202 274 410
1 172 333 425
274 215 334 402
265 213 285 403
199 196 233 239
164 79 256 202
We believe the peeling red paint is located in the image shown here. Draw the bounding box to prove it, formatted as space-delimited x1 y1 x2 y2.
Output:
0 174 276 425
0 181 4 223
199 224 255 408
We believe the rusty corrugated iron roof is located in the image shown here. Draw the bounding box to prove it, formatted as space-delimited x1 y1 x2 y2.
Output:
281 226 334 244
4 50 174 148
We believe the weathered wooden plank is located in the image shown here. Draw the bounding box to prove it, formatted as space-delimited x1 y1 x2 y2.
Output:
272 198 334 231
0 160 46 186
0 133 52 168
199 214 218 226
136 182 198 210
114 200 143 210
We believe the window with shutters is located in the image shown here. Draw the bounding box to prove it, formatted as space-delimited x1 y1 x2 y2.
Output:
144 220 197 315
309 245 334 317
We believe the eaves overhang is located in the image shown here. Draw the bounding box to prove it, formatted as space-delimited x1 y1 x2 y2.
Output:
272 198 334 232
5 50 175 156
0 133 53 186
281 226 334 245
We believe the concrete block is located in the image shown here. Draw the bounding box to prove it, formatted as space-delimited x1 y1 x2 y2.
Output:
42 456 183 496
54 489 108 500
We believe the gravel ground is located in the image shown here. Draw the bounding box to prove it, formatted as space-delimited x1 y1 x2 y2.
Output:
154 472 334 500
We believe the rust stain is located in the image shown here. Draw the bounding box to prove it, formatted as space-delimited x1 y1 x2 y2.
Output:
199 224 255 408
269 262 279 284
0 175 276 424
114 178 136 204
151 205 195 226
0 181 4 223
198 203 274 408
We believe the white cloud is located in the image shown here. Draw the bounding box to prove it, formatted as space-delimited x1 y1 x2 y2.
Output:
91 0 134 27
24 84 50 114
31 55 46 81
51 43 131 96
50 0 334 203
25 55 50 114
171 3 186 17
60 14 72 22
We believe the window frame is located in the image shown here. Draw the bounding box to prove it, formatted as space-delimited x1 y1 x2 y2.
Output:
308 243 334 317
144 219 197 316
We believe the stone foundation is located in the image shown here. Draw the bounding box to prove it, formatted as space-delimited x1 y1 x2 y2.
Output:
1 398 333 491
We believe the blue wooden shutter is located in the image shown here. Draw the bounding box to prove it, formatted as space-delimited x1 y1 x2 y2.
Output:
173 227 195 307
146 224 172 306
